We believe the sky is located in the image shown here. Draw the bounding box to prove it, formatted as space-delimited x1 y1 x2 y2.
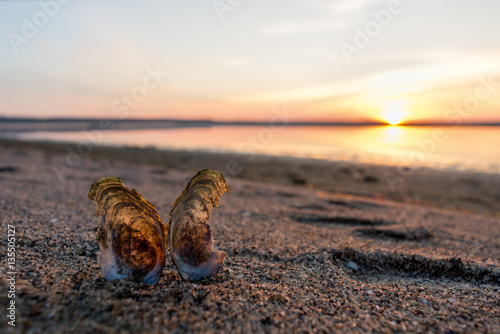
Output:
1 0 499 123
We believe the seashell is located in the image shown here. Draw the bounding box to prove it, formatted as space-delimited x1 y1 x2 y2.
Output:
88 177 167 284
168 169 228 281
88 170 228 284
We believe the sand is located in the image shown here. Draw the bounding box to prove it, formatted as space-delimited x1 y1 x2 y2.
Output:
0 140 499 333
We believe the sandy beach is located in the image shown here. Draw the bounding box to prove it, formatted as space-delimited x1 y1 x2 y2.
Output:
1 140 499 333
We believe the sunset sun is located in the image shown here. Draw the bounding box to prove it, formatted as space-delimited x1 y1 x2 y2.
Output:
383 108 406 125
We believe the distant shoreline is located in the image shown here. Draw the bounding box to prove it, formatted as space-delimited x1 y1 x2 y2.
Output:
0 117 499 133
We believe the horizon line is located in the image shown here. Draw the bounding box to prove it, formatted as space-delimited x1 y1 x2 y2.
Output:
1 117 500 127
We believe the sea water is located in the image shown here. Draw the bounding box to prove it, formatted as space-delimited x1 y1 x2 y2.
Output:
11 125 500 174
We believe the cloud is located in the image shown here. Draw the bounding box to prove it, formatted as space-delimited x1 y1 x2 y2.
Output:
226 54 500 104
257 20 347 36
299 0 388 14
220 57 251 68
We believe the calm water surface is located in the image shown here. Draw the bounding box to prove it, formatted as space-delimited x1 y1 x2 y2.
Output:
14 126 500 174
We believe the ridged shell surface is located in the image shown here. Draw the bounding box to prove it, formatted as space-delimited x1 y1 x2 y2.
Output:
168 169 228 281
88 177 166 284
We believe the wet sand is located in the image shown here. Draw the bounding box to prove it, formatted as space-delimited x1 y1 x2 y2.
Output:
0 140 499 333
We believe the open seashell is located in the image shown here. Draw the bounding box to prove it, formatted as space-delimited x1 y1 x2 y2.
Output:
167 169 228 281
88 170 228 284
88 177 167 284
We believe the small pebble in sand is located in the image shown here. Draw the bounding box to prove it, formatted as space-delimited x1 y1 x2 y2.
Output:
448 298 456 303
347 261 359 271
367 290 374 295
50 218 58 223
